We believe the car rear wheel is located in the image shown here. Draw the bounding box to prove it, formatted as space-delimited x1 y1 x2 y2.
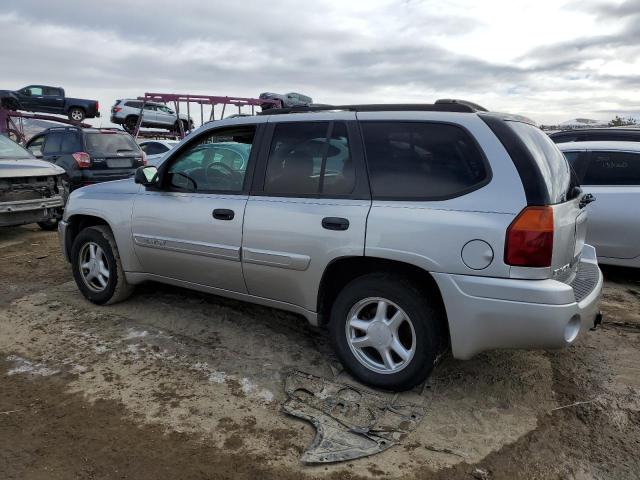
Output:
125 116 138 132
71 225 134 305
68 107 85 122
329 273 443 391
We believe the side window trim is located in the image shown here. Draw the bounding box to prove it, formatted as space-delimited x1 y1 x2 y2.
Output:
157 123 263 195
250 120 370 200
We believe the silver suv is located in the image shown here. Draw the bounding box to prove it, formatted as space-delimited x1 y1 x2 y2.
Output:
111 99 193 132
58 102 603 391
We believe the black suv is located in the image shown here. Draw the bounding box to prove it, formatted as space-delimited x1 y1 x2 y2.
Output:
25 127 146 191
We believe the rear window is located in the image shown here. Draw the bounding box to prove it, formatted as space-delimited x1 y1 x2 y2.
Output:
508 121 576 204
361 122 489 200
84 133 141 156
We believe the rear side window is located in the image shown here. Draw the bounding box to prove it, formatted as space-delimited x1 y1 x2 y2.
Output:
84 133 140 156
264 122 354 196
361 122 488 200
125 101 142 108
508 121 576 204
583 151 640 186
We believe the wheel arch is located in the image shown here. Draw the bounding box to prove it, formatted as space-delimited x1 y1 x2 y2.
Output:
64 214 112 260
317 256 450 344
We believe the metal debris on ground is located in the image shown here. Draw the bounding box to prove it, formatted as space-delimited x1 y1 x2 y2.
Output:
282 370 425 464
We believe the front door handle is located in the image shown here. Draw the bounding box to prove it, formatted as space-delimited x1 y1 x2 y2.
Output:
322 217 349 231
212 208 235 220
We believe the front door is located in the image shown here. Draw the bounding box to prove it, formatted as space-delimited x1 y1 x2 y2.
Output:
131 123 259 292
242 116 371 311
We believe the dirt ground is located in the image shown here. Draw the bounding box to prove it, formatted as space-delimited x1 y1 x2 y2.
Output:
1 225 639 480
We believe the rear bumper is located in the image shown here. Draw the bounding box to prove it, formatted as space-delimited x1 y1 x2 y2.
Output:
68 169 137 189
0 196 64 227
433 244 603 360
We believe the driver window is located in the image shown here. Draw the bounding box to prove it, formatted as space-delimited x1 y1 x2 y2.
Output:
166 125 255 193
28 87 43 96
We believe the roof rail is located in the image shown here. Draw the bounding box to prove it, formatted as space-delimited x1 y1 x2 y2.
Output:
435 99 489 112
258 102 484 116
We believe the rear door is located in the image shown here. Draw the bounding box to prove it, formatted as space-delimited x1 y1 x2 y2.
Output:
131 123 259 292
569 149 640 259
242 113 371 311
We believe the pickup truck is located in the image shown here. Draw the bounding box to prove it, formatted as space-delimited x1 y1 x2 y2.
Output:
0 85 100 122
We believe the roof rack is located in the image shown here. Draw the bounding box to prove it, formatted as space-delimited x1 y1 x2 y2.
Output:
258 99 488 116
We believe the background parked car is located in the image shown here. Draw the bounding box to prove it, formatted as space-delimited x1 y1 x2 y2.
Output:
0 134 65 230
111 99 194 132
0 85 100 122
25 127 146 192
138 140 178 166
550 128 640 143
559 140 640 267
259 92 312 110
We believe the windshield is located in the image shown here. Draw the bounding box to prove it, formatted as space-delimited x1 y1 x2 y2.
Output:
0 135 33 159
85 133 141 156
508 121 579 203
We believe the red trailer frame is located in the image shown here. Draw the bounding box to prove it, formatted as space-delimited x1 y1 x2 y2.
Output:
0 107 90 144
132 92 281 139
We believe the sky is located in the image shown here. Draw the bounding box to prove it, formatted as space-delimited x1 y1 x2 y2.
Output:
1 0 639 127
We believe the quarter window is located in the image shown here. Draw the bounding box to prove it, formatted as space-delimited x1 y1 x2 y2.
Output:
583 151 640 186
166 126 254 193
264 122 354 196
361 122 489 200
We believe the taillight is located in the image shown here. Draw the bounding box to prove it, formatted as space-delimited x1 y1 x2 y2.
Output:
141 151 148 165
96 101 100 111
113 106 122 113
72 152 91 168
504 206 554 267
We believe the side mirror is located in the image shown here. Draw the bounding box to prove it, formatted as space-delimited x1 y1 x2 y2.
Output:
134 166 158 186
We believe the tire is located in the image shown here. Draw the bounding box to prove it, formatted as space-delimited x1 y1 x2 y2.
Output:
68 107 86 122
125 116 138 132
329 273 442 391
174 120 188 133
37 218 59 231
71 225 134 305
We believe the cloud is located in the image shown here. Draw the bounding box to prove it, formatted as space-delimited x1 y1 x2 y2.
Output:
1 1 639 125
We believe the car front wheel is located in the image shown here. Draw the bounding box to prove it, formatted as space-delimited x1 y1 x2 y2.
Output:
329 273 443 391
71 225 134 305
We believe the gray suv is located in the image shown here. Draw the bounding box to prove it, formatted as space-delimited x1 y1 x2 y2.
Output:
58 102 603 390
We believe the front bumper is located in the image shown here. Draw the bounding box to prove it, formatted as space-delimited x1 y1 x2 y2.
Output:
0 196 64 227
433 244 603 360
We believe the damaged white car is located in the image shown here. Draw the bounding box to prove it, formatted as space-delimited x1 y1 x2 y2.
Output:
0 135 65 230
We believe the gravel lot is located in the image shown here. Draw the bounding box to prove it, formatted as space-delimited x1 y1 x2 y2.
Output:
1 225 639 480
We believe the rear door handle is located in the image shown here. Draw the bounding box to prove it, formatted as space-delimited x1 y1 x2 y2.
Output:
322 217 349 231
212 208 234 220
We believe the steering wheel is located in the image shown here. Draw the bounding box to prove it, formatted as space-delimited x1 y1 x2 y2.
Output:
205 162 240 187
